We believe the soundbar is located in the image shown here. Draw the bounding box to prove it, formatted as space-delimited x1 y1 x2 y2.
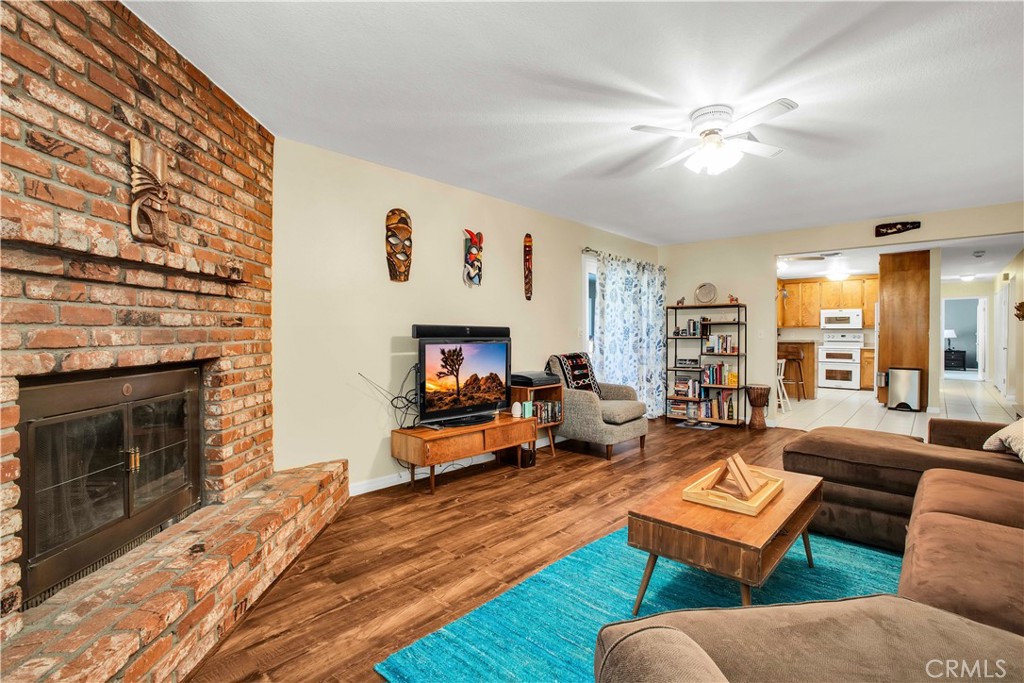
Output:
411 324 511 339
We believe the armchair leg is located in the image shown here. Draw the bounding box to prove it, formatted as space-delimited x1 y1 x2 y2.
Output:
606 445 613 460
640 435 646 450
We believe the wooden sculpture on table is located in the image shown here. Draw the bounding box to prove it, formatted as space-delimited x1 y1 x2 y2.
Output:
463 229 483 287
385 208 413 282
523 233 533 300
683 453 784 516
129 136 170 246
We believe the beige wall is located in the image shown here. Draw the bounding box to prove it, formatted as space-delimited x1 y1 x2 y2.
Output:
658 202 1024 418
272 138 657 487
994 249 1024 415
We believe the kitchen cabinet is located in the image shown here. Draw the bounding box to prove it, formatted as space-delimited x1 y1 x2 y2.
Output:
778 275 879 329
863 278 878 328
860 349 875 390
799 282 820 328
781 283 802 328
820 281 842 308
841 280 864 309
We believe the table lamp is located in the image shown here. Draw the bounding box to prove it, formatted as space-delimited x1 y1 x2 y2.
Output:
943 329 957 350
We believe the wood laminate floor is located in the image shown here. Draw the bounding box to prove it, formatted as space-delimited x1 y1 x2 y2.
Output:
187 420 801 683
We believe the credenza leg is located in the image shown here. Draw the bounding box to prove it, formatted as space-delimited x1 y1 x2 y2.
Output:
407 462 416 491
547 427 556 456
429 465 436 494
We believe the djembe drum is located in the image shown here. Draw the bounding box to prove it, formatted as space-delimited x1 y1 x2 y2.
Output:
746 384 771 430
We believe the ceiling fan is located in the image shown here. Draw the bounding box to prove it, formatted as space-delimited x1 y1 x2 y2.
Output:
632 98 798 175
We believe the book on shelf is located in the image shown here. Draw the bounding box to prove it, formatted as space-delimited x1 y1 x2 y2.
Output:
703 334 737 354
532 400 562 424
673 378 701 398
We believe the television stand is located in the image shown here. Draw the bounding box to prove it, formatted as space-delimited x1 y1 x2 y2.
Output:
429 413 496 429
391 413 538 493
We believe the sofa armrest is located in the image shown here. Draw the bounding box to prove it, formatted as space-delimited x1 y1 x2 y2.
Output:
561 388 608 433
928 419 1006 451
598 383 638 401
595 625 728 683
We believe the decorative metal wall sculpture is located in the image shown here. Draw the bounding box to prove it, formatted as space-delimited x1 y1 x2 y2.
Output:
385 208 413 282
463 229 483 287
523 233 533 300
129 136 170 246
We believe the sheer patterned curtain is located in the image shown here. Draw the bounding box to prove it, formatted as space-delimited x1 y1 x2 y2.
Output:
593 252 666 417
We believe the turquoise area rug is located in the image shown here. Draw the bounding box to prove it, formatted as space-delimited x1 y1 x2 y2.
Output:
375 528 902 683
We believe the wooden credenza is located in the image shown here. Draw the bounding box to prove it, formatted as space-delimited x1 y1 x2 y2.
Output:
391 413 537 493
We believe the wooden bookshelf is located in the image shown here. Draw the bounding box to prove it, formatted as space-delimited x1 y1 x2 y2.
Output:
666 304 748 426
511 384 563 457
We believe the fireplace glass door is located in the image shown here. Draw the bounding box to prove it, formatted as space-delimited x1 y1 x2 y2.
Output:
18 367 201 606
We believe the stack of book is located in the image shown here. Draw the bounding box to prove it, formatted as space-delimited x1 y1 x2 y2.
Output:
673 378 701 398
534 400 562 425
701 363 738 386
669 400 700 419
698 389 737 421
704 334 737 354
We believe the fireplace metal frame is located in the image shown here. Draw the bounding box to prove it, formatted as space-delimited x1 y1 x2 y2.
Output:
16 366 202 607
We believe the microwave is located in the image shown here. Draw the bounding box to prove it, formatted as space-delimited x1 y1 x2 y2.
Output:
820 309 863 329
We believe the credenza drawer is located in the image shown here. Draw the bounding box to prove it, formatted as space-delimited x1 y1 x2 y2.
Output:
423 432 485 465
484 422 537 450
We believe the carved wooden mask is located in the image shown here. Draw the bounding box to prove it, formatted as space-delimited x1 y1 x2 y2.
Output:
129 136 170 246
523 233 533 300
463 230 483 287
385 208 413 282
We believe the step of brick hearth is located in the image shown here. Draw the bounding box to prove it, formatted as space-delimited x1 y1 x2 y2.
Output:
0 459 349 683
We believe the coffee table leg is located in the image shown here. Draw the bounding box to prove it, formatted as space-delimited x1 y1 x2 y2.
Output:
802 529 814 568
632 554 659 616
740 583 752 606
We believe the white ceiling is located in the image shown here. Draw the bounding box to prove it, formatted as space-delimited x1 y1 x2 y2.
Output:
127 2 1024 246
778 233 1024 281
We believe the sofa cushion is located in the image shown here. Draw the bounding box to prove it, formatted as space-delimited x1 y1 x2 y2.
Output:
600 400 646 425
596 595 1024 683
900 511 1024 635
913 468 1024 529
983 418 1024 458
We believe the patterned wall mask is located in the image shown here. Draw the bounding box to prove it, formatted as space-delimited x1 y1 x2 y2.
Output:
523 233 533 300
463 229 483 287
385 208 413 282
129 136 170 246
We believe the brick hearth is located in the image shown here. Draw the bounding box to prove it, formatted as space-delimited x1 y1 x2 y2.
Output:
0 2 352 678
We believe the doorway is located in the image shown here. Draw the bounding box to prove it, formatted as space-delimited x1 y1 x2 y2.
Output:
942 297 986 381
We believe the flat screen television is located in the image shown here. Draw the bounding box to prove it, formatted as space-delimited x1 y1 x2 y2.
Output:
417 337 511 426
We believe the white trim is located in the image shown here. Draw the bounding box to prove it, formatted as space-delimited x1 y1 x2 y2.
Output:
926 406 941 414
765 418 778 428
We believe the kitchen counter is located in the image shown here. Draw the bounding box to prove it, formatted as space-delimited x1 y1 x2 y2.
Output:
778 341 816 400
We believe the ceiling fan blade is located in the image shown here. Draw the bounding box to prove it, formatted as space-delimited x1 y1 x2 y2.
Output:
656 143 701 169
631 124 697 139
726 134 784 158
725 98 798 135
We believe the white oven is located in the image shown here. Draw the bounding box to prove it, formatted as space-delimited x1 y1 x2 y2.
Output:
820 309 863 329
817 332 863 390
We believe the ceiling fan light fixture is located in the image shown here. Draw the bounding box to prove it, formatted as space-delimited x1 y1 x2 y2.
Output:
826 269 850 282
684 132 744 176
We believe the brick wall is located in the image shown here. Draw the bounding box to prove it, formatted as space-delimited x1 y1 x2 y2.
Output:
1 0 274 641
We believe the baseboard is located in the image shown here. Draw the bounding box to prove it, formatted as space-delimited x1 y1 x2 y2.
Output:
926 407 940 414
765 418 778 427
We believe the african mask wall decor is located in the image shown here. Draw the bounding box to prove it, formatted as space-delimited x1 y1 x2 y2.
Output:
129 136 170 246
463 229 483 287
385 208 413 282
523 233 533 300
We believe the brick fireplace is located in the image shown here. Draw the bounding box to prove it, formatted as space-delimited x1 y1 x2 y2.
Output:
0 4 349 679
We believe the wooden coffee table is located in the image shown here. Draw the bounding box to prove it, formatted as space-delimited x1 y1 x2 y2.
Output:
628 464 823 614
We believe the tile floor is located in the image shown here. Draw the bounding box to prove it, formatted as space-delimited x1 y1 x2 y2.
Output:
775 378 1017 438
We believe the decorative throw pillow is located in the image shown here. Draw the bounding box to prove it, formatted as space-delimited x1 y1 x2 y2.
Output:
553 352 603 398
983 418 1024 460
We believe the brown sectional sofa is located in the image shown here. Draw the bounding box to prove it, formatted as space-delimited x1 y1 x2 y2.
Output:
595 464 1024 682
781 419 1023 551
899 468 1024 635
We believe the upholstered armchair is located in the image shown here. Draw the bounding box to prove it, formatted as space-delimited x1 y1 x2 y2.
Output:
546 354 648 459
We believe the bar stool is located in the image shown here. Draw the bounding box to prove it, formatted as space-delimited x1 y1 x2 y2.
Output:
776 359 791 412
779 347 807 401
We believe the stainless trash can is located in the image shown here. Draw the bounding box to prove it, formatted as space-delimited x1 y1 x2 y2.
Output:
887 367 922 411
